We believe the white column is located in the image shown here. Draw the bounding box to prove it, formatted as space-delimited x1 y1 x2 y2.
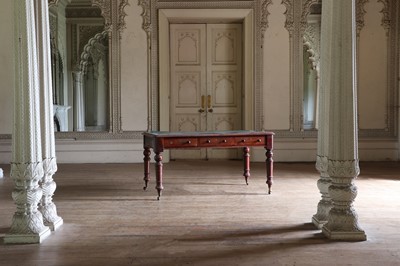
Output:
320 0 366 241
72 70 86 131
312 62 331 227
4 0 51 244
35 0 63 231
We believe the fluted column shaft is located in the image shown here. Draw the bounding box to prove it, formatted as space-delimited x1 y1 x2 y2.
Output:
320 0 366 241
35 0 63 231
4 0 51 244
73 71 86 131
313 58 331 227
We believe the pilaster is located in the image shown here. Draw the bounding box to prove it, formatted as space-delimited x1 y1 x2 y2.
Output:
320 0 366 241
4 0 51 244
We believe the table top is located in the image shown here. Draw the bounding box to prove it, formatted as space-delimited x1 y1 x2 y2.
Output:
143 130 274 138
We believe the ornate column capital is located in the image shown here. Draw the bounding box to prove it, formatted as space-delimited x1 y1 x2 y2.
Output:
327 159 360 179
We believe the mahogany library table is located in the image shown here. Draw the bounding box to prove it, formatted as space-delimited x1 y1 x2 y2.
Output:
142 130 274 200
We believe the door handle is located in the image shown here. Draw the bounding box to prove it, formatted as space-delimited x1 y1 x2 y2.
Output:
207 95 213 112
199 95 205 113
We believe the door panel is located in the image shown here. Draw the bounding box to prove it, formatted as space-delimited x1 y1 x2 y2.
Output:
170 23 242 160
206 24 242 159
170 24 206 159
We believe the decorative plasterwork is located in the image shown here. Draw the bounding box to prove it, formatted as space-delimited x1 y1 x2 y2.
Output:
78 26 104 60
356 0 390 35
303 22 320 70
300 0 320 32
327 160 360 179
44 0 130 139
65 7 103 18
377 0 391 32
48 0 59 7
118 0 129 31
355 0 397 138
138 0 151 36
356 0 369 36
260 0 273 41
282 0 294 34
80 31 108 73
92 0 112 30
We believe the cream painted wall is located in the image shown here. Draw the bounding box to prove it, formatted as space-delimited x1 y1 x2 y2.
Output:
263 0 290 130
120 3 148 131
0 1 399 163
358 0 387 130
0 0 14 134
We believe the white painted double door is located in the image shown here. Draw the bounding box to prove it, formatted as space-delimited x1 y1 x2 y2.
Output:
170 23 243 159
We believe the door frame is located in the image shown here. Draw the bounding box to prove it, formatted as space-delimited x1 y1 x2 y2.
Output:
159 9 255 134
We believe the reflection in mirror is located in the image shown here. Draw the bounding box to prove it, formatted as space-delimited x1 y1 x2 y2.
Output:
49 0 108 132
302 2 321 130
303 46 318 130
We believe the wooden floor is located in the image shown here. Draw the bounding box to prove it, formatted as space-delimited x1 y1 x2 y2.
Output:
1 160 400 266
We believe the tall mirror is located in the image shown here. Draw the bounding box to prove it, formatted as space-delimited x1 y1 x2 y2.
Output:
49 0 109 132
302 2 321 130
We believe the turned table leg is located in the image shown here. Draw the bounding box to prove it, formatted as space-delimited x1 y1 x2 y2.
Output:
243 147 250 185
265 147 274 194
143 147 151 190
154 152 164 200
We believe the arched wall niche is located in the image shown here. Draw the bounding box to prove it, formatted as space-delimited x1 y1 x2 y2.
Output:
356 0 398 138
47 0 131 139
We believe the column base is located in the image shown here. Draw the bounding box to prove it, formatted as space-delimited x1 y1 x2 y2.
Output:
46 217 64 231
322 225 367 241
3 227 51 244
312 215 327 229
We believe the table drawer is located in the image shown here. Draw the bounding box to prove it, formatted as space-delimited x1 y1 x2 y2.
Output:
198 137 235 147
235 136 265 146
164 138 198 148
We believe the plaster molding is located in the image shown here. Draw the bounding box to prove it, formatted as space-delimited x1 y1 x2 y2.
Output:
377 0 390 32
303 21 320 70
138 0 151 36
300 0 320 32
327 160 360 179
260 0 273 41
356 0 390 35
282 0 294 35
47 0 128 137
79 31 108 73
91 0 112 30
315 155 328 174
356 0 369 36
118 0 130 32
48 0 58 7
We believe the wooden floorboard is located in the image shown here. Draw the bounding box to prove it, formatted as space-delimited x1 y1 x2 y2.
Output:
1 161 400 266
